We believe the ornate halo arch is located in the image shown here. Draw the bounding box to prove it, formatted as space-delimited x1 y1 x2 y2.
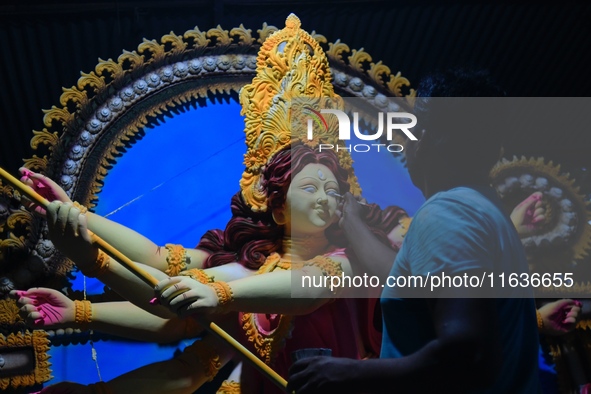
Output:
0 18 415 293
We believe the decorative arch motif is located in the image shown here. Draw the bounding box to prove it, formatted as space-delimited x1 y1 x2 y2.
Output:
0 20 414 294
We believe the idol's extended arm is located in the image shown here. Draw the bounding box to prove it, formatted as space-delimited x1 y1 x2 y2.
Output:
288 290 500 393
20 169 209 271
13 288 203 343
157 255 354 317
84 212 210 271
43 200 254 319
339 193 398 279
97 259 255 319
37 317 238 394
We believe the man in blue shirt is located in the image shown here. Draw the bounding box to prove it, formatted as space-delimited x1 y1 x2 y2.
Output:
288 69 540 393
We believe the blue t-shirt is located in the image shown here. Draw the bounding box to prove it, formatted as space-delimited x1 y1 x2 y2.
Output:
380 186 540 393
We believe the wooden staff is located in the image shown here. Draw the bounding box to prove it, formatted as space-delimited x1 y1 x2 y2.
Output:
0 166 288 391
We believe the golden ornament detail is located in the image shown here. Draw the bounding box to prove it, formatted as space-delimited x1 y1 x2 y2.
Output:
74 299 92 329
239 13 361 212
165 244 188 276
216 380 241 393
180 268 215 284
82 250 110 278
207 281 234 309
177 339 222 382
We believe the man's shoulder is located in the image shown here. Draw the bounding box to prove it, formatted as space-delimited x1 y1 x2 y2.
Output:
430 186 491 204
410 187 509 240
417 187 491 217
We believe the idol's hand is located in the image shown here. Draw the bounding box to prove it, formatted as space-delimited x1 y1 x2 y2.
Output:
19 168 72 216
46 201 98 271
32 382 92 394
510 191 545 237
337 192 366 227
155 276 218 318
288 356 356 394
11 288 75 328
538 299 582 336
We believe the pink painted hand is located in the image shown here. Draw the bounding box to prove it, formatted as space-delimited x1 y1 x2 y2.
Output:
19 168 72 216
538 299 582 336
510 191 545 237
11 288 75 328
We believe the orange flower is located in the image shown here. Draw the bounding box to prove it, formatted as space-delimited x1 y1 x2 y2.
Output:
243 149 267 172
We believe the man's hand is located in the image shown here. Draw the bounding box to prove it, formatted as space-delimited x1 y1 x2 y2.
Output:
337 192 367 228
288 356 357 394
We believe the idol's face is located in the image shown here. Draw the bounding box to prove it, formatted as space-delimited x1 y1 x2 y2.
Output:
284 163 340 235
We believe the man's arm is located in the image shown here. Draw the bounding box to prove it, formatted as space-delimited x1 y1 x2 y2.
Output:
339 193 398 279
289 290 501 393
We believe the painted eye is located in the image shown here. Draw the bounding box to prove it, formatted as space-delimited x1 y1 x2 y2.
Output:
326 190 341 199
302 186 317 193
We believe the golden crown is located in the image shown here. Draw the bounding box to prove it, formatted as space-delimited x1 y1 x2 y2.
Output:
239 14 360 212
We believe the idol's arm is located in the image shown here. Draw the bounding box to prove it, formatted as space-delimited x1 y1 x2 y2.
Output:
43 200 252 319
101 317 237 394
157 256 354 317
96 259 254 319
20 170 209 271
89 301 203 342
85 211 210 271
39 321 237 394
13 287 202 342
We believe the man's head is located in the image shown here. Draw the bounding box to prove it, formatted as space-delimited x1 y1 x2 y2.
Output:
407 68 507 196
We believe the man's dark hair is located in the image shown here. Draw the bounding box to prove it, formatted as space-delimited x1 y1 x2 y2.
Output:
413 68 506 184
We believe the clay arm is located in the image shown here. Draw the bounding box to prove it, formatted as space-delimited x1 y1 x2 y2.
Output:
85 212 210 271
100 317 238 394
157 256 353 317
43 201 250 319
225 264 342 314
13 288 201 343
38 319 238 394
289 289 500 393
19 170 209 270
87 302 202 343
96 259 253 319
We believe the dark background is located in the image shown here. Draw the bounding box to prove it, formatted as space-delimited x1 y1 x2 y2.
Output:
1 0 590 187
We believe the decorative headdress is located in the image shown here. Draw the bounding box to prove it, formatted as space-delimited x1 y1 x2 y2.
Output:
239 14 361 212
